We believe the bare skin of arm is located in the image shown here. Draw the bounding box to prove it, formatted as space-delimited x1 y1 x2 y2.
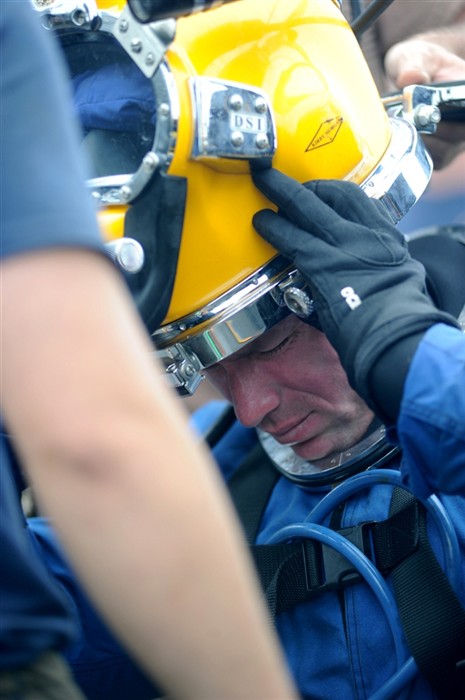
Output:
2 249 298 700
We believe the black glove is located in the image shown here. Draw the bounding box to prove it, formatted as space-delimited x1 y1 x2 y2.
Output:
252 168 459 422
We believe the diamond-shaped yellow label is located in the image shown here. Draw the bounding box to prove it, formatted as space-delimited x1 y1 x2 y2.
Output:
306 116 343 152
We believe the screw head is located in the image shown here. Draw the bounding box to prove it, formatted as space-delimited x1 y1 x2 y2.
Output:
229 94 243 111
231 131 244 147
130 37 143 53
183 363 196 378
414 104 441 127
255 133 269 150
143 152 160 171
120 185 132 201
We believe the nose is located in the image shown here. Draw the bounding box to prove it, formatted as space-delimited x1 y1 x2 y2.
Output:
219 356 280 428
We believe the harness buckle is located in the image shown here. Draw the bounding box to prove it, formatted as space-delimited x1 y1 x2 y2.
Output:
303 523 374 594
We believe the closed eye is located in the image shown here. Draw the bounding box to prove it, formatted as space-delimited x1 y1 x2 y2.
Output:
256 332 295 358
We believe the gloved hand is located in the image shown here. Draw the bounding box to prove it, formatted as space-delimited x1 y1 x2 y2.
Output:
252 168 458 420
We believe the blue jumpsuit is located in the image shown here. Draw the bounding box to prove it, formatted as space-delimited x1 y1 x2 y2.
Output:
28 323 465 699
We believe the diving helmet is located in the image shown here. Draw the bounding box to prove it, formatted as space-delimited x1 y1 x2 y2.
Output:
34 0 432 395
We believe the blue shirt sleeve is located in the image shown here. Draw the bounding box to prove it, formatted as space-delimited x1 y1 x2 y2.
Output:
0 0 107 668
398 323 465 499
1 1 104 258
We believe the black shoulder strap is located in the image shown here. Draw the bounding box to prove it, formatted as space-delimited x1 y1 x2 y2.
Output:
228 446 465 696
228 446 419 617
228 443 321 617
227 441 280 545
389 488 465 700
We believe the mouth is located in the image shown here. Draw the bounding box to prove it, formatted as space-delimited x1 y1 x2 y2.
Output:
262 415 334 465
267 413 317 446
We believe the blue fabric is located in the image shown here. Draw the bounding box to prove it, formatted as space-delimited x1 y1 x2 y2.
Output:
24 401 250 699
0 439 77 668
398 323 465 499
1 4 104 259
0 1 104 668
11 36 465 690
28 388 465 699
205 404 465 700
27 520 159 700
73 63 155 134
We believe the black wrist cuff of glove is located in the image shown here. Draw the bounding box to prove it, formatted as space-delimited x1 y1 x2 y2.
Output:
337 297 459 425
368 331 427 424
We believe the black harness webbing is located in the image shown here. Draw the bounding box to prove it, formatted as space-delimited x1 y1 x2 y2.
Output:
389 488 465 699
227 442 465 698
227 443 280 544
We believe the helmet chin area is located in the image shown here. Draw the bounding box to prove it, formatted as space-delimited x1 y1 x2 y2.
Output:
257 424 399 489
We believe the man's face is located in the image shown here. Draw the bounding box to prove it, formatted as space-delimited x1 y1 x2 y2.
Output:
205 314 374 462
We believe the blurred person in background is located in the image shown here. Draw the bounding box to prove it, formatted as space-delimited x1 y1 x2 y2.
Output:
342 0 465 233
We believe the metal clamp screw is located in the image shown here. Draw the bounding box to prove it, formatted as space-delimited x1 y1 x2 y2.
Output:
283 287 314 318
413 104 441 128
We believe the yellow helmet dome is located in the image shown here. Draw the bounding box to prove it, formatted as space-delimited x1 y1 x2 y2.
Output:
36 0 432 393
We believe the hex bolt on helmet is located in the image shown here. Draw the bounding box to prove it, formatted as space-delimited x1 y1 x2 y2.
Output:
35 0 433 394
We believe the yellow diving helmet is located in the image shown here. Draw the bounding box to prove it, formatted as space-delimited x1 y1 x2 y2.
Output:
34 0 432 393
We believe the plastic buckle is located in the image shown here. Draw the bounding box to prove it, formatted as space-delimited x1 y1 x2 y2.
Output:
303 523 373 595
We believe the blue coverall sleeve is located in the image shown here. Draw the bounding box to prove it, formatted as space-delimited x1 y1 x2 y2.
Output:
398 323 465 500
